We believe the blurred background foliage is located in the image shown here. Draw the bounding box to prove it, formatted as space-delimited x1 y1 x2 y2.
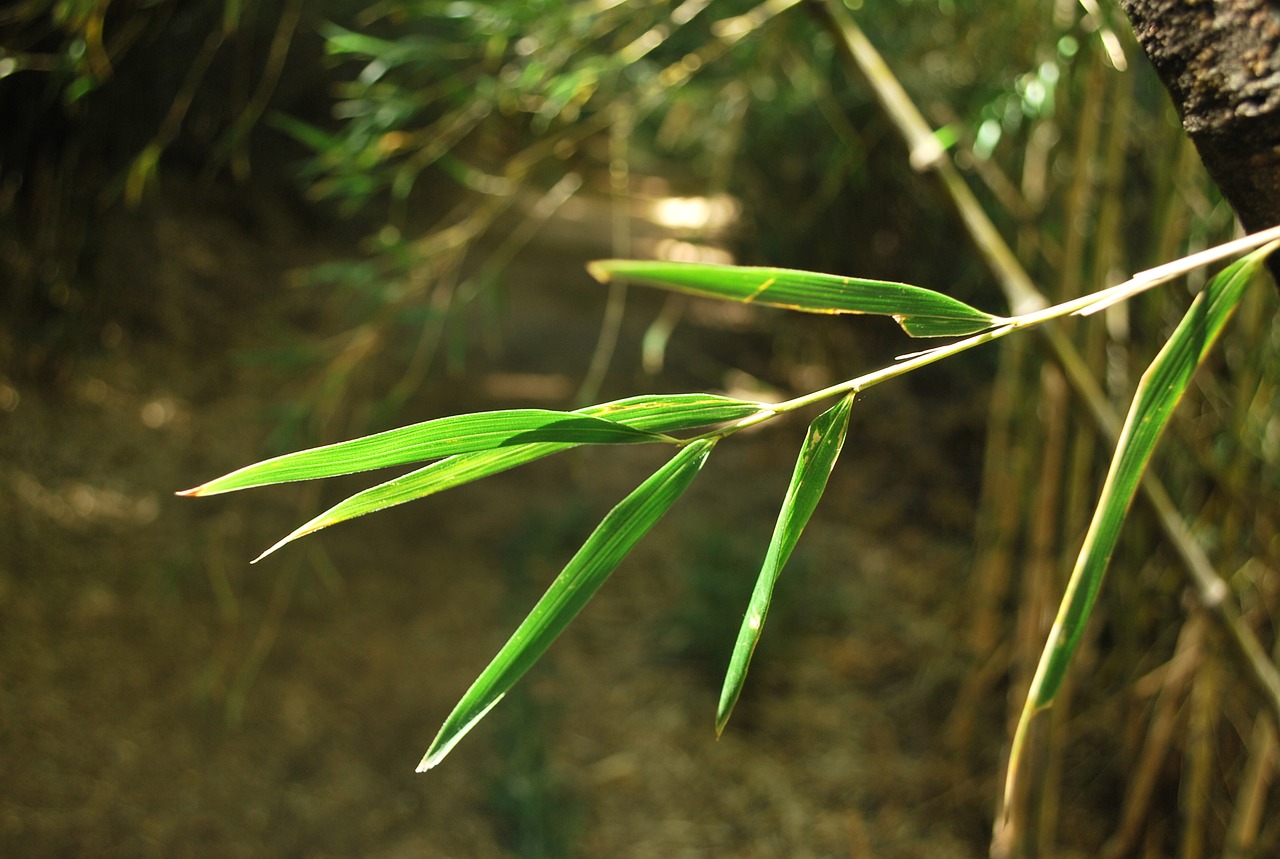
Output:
0 0 332 377
3 0 1278 855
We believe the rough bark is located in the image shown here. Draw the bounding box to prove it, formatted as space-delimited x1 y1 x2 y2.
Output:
1120 0 1280 246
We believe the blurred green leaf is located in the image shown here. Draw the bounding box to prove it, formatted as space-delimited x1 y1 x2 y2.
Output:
270 112 343 156
319 24 443 68
588 260 999 337
1007 241 1277 794
418 438 716 771
716 392 854 735
124 142 161 207
222 0 242 36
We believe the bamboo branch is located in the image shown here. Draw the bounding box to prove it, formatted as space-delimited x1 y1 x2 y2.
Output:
812 0 1280 733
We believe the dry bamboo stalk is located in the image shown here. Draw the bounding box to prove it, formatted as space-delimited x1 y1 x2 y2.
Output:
1179 650 1221 859
577 101 633 405
992 364 1075 856
1057 56 1107 303
1142 818 1168 859
1149 138 1203 271
1038 671 1076 858
1027 365 1071 856
947 335 1036 758
1102 613 1206 859
1223 710 1278 858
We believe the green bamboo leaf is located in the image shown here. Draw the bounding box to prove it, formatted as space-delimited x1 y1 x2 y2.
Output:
270 112 346 159
716 393 855 735
320 23 434 65
588 259 999 337
583 392 771 432
1006 241 1276 802
182 394 766 498
249 393 771 560
418 438 716 771
179 409 669 497
252 443 572 562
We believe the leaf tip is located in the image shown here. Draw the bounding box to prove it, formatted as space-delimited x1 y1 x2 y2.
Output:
420 691 507 773
586 260 613 284
252 519 327 563
416 741 445 772
715 681 742 739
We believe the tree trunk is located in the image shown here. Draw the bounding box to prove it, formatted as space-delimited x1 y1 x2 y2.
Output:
1120 1 1280 253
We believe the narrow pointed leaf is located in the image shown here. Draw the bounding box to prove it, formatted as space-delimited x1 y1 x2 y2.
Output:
716 393 855 735
1006 242 1276 801
248 394 771 560
182 394 766 498
418 438 716 771
180 410 666 496
589 259 999 337
587 392 772 432
253 443 573 562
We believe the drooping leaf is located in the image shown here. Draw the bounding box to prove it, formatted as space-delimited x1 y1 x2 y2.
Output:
588 259 999 337
1005 241 1276 805
182 394 767 498
252 443 573 562
248 393 771 560
716 393 855 735
418 438 716 771
180 410 662 497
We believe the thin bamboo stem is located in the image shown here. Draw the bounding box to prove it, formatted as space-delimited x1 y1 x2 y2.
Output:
1179 648 1220 859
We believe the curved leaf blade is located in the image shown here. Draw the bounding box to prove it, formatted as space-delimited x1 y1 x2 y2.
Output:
252 443 572 562
1005 242 1276 804
249 394 772 560
181 394 767 498
418 438 716 771
716 393 855 735
179 409 667 497
589 259 999 337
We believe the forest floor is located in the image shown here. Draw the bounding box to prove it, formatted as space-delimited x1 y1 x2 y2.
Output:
2 176 1017 858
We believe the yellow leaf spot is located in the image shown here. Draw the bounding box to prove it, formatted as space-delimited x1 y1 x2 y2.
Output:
742 278 776 303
